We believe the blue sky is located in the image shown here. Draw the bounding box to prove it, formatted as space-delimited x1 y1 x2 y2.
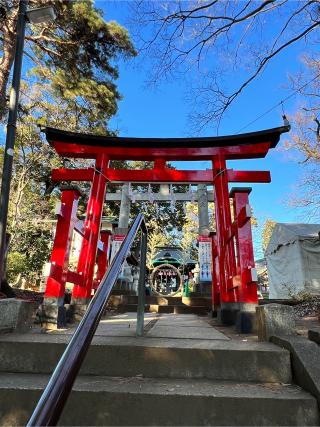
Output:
99 1 317 257
1 1 315 259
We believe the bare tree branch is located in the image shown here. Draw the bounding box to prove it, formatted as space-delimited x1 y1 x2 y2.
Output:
131 0 320 130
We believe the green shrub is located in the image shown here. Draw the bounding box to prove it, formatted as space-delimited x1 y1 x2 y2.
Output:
6 251 28 283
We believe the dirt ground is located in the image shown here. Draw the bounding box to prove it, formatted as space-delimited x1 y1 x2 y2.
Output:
295 315 320 336
0 289 43 304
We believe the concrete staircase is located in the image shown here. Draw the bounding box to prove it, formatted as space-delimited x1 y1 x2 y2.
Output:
0 314 319 426
109 294 211 315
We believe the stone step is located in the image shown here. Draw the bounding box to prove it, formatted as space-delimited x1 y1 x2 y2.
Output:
190 291 202 296
109 295 212 307
167 305 209 315
111 296 182 306
123 304 209 315
182 296 212 307
0 373 318 426
0 335 291 383
110 289 136 296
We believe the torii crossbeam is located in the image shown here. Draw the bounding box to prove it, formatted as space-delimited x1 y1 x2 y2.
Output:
40 125 290 330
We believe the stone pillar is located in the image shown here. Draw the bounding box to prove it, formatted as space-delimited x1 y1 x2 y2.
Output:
197 184 209 235
119 183 130 229
114 183 133 292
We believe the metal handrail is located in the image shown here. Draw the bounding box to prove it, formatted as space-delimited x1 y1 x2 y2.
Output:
27 213 147 426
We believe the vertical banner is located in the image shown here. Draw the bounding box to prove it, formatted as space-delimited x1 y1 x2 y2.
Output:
198 236 212 282
110 234 125 263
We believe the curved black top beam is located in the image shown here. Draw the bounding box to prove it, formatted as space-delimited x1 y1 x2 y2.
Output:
41 125 290 149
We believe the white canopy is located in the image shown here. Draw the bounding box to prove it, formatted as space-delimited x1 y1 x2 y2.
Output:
266 222 320 298
266 223 320 255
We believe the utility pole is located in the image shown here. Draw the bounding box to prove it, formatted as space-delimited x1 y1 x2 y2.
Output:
0 0 29 285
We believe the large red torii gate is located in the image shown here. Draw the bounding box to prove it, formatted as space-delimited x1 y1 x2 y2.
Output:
40 125 289 330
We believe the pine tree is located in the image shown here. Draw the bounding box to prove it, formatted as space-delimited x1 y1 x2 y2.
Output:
0 0 136 122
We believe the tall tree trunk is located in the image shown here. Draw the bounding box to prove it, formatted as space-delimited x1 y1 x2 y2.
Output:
0 4 19 121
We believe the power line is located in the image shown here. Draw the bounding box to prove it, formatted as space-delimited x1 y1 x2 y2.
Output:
236 72 320 134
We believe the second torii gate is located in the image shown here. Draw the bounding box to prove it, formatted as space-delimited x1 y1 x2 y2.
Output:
40 124 290 330
106 182 213 294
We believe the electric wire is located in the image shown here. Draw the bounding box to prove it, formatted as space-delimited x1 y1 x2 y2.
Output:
236 72 320 134
93 165 111 183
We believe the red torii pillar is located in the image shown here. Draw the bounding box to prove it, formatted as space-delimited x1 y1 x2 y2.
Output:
41 186 81 327
230 187 258 332
212 156 239 324
211 231 220 309
94 229 112 290
70 154 109 319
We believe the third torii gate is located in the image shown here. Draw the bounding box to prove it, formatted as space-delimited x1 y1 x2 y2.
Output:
40 124 290 331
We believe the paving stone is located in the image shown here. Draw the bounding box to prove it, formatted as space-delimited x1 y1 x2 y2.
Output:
56 313 158 337
147 324 229 340
156 314 212 328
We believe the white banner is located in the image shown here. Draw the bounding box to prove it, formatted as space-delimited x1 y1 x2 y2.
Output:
198 236 212 282
110 234 125 263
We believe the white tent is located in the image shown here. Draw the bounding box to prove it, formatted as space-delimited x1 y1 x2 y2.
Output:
265 223 320 298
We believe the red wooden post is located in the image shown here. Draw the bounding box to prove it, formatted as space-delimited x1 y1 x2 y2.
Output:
42 186 81 327
93 230 111 290
230 187 258 333
230 187 258 304
213 157 238 324
71 154 109 315
211 232 220 310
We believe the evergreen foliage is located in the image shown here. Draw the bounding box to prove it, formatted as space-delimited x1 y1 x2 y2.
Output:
0 1 136 285
262 219 276 253
0 0 136 123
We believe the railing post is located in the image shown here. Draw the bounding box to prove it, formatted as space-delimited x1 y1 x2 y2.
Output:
136 231 147 337
27 214 146 427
